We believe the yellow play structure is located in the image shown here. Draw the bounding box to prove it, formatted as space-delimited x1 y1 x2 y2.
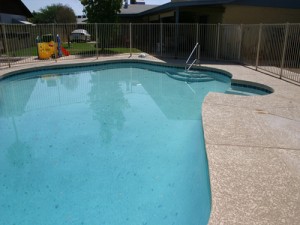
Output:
36 34 70 60
37 41 57 60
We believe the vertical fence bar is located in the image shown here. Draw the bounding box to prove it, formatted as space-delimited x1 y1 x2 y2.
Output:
196 23 199 43
160 23 163 56
129 23 132 57
255 23 263 70
280 23 289 78
9 25 15 65
95 23 99 59
216 23 220 60
2 24 10 68
196 23 199 60
238 24 243 62
10 25 16 65
174 23 179 58
197 43 200 65
52 23 57 62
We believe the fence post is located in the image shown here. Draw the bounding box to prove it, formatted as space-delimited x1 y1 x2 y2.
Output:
2 24 10 68
174 23 179 59
160 23 163 56
196 23 199 60
280 23 289 79
95 23 99 59
197 44 201 65
129 23 132 57
255 23 263 70
196 23 199 44
238 24 243 62
216 23 220 60
52 23 57 62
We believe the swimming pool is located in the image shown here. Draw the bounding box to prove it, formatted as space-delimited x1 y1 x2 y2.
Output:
0 62 269 225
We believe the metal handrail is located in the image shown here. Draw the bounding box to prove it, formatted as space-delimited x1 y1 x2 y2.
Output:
187 59 198 71
185 43 199 71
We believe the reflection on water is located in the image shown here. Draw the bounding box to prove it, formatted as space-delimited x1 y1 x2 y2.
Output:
88 70 129 143
0 63 230 225
0 63 230 120
6 117 32 168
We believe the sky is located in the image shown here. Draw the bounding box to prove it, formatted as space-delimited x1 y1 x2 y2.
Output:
22 0 170 15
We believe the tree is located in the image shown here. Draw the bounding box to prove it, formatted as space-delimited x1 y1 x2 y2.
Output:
31 4 76 24
30 4 76 47
80 0 123 23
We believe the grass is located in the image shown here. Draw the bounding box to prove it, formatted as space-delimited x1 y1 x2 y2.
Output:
8 42 141 57
9 47 38 57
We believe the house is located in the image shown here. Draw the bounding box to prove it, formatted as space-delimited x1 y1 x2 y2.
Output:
119 4 157 23
119 0 300 24
0 0 33 54
135 0 145 5
0 0 33 24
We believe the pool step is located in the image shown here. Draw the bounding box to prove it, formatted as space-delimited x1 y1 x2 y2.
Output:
166 71 214 83
225 89 253 96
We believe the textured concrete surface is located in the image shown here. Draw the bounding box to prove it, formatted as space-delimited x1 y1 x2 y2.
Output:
1 57 300 224
201 64 300 225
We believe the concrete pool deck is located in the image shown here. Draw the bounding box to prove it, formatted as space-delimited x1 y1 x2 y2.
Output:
200 64 300 225
1 55 300 224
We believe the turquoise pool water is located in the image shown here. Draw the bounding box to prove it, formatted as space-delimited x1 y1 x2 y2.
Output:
0 62 259 225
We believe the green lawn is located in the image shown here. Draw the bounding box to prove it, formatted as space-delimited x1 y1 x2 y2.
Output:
9 42 141 57
9 47 38 57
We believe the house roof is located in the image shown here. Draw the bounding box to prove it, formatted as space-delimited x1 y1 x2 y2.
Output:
233 0 300 9
119 4 157 16
0 0 33 17
124 0 300 17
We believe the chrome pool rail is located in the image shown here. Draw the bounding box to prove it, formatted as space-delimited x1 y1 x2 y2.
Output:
0 23 299 84
185 42 200 71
